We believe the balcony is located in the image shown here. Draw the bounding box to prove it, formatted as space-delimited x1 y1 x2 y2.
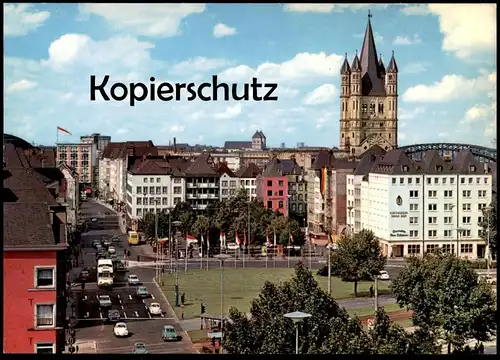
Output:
187 183 198 188
186 194 196 199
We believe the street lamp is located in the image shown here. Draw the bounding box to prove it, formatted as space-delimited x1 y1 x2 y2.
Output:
455 227 464 258
172 221 182 307
486 205 493 278
154 199 160 283
449 204 455 254
214 254 231 353
283 311 312 354
347 206 353 235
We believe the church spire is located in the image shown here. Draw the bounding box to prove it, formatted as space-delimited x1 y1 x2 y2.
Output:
359 10 385 96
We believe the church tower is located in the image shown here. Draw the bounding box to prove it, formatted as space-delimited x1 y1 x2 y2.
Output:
339 12 399 157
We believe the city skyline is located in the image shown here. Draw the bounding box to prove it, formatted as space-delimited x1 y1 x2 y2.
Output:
4 3 497 148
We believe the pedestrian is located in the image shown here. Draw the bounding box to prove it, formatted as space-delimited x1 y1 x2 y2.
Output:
76 345 79 353
369 285 374 297
478 343 484 354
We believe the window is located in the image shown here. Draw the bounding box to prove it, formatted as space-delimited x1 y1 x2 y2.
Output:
136 208 142 216
444 190 453 198
462 216 471 224
428 190 437 198
222 181 228 187
362 103 368 113
278 180 284 187
36 343 55 354
478 203 487 211
410 190 419 198
409 230 419 237
392 178 396 184
370 103 375 114
428 204 437 211
150 177 154 183
428 230 437 237
278 200 284 209
463 229 471 237
434 177 439 184
408 178 412 184
149 198 155 205
162 197 168 205
143 197 147 204
162 187 168 194
428 217 437 224
143 186 148 194
427 178 431 185
444 203 454 211
174 178 181 184
298 204 303 211
409 217 419 224
298 184 304 191
478 190 487 198
378 103 384 113
442 244 454 253
156 186 161 195
136 186 142 194
230 180 236 187
298 194 303 201
279 190 284 196
426 244 439 253
174 197 181 204
460 177 465 184
149 186 154 194
461 244 473 254
143 177 148 183
156 177 161 183
291 203 297 211
444 230 452 237
137 198 142 205
478 216 484 224
484 177 488 184
462 203 471 211
246 180 250 186
468 177 473 184
410 204 418 211
267 190 272 196
443 216 452 224
416 178 420 184
442 178 447 184
36 268 55 288
407 244 420 254
267 180 273 186
36 304 55 327
400 178 404 184
462 190 471 198
267 201 272 208
174 186 182 194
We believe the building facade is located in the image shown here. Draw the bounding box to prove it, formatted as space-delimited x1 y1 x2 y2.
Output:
58 163 79 232
184 155 220 211
80 133 111 188
287 174 308 219
56 142 96 187
339 16 398 157
217 163 238 200
235 163 262 200
350 149 493 259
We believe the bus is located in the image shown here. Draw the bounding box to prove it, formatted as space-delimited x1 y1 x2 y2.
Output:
128 231 139 245
97 259 114 287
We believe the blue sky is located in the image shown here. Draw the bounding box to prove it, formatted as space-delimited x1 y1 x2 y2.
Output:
4 3 497 148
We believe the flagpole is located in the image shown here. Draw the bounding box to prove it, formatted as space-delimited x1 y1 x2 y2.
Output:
200 234 203 270
184 234 188 274
287 232 291 269
273 232 277 269
56 127 59 146
243 233 246 269
206 230 209 271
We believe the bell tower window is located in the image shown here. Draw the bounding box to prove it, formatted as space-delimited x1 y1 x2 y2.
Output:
378 103 384 113
370 104 375 114
362 104 368 113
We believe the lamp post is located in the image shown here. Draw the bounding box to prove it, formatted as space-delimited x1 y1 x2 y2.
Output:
449 204 455 254
154 199 160 282
486 205 493 278
347 206 353 235
172 221 182 307
214 254 231 353
283 311 312 354
455 227 464 258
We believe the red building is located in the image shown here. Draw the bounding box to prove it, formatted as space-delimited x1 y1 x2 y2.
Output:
256 158 302 216
3 140 69 354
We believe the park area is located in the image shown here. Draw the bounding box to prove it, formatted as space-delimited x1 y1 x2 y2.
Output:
158 268 392 320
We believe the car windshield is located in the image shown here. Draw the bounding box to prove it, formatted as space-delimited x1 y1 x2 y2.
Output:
116 324 126 328
151 304 159 307
129 275 137 279
136 344 146 349
100 296 110 301
110 310 119 315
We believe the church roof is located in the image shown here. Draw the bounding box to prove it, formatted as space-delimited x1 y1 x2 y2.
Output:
340 54 351 75
359 15 386 96
387 52 399 73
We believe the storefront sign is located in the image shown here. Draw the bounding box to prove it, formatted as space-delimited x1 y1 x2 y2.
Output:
390 230 408 237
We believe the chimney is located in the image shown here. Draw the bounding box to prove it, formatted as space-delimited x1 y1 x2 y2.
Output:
173 137 177 152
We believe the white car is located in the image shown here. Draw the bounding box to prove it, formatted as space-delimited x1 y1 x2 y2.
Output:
98 295 112 308
108 246 116 254
379 270 390 280
128 274 141 285
113 322 129 337
91 218 97 222
148 302 162 316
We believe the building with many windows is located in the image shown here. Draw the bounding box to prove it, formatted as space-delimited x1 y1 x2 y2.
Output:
184 154 220 211
56 142 96 187
347 148 493 259
235 162 261 200
217 163 238 200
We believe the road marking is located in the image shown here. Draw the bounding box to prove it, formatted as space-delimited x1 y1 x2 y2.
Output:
99 312 103 319
96 295 100 301
123 312 127 319
117 294 120 299
119 299 122 304
121 305 124 310
160 313 164 317
85 312 90 318
148 311 152 319
151 294 155 300
134 311 139 317
83 295 87 301
128 295 132 300
142 299 145 304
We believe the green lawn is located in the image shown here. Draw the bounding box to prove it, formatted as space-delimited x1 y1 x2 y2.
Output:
348 303 402 317
158 268 391 320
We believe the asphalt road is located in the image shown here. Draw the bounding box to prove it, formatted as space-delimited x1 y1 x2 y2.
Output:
72 200 195 354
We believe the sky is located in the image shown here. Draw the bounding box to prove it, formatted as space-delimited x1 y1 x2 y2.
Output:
3 3 497 148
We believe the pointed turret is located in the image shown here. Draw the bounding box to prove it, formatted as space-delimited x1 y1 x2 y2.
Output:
351 51 361 72
378 54 386 76
359 11 385 96
387 51 399 73
340 53 351 75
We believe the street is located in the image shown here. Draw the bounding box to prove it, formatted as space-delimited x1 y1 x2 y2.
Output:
71 200 195 354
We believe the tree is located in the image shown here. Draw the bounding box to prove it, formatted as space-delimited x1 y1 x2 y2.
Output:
330 230 386 297
224 262 369 354
391 251 497 353
368 307 412 354
478 197 497 254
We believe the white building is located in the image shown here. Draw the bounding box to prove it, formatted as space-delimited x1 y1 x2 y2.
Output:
58 163 79 231
125 156 189 220
347 148 493 260
234 163 262 200
218 164 239 200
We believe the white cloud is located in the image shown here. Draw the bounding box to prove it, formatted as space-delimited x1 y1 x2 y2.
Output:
213 23 237 38
171 57 231 75
393 33 421 45
218 52 344 84
116 128 129 135
463 105 491 124
303 84 338 105
284 4 389 13
401 4 497 60
398 107 426 120
78 4 205 37
6 79 38 93
401 62 429 74
3 4 50 36
214 103 243 120
437 132 449 138
167 125 185 133
354 32 384 44
402 71 496 102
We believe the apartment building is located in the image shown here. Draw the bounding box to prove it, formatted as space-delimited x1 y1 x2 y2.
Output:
125 156 189 220
287 173 307 219
217 163 238 200
99 141 157 206
80 133 111 187
235 162 262 200
184 154 220 211
353 149 493 259
56 142 96 187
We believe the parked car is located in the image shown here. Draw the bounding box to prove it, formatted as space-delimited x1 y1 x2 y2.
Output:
98 295 112 308
110 254 119 263
148 302 162 316
92 240 101 248
136 286 149 298
161 325 178 341
379 270 390 280
115 262 128 272
105 211 111 215
79 269 90 281
114 322 129 337
112 235 121 243
133 343 147 354
107 309 121 322
128 274 141 285
91 218 97 222
108 246 116 254
103 239 112 247
95 244 103 251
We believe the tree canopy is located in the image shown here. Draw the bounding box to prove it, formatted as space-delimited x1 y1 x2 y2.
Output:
139 188 304 247
330 230 386 296
391 251 497 353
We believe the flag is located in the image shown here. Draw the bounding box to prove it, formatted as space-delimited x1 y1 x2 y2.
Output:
201 234 204 245
223 233 227 249
266 232 271 246
235 232 241 245
220 232 224 247
289 232 294 245
57 126 71 135
273 232 277 247
243 232 247 246
207 234 210 251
